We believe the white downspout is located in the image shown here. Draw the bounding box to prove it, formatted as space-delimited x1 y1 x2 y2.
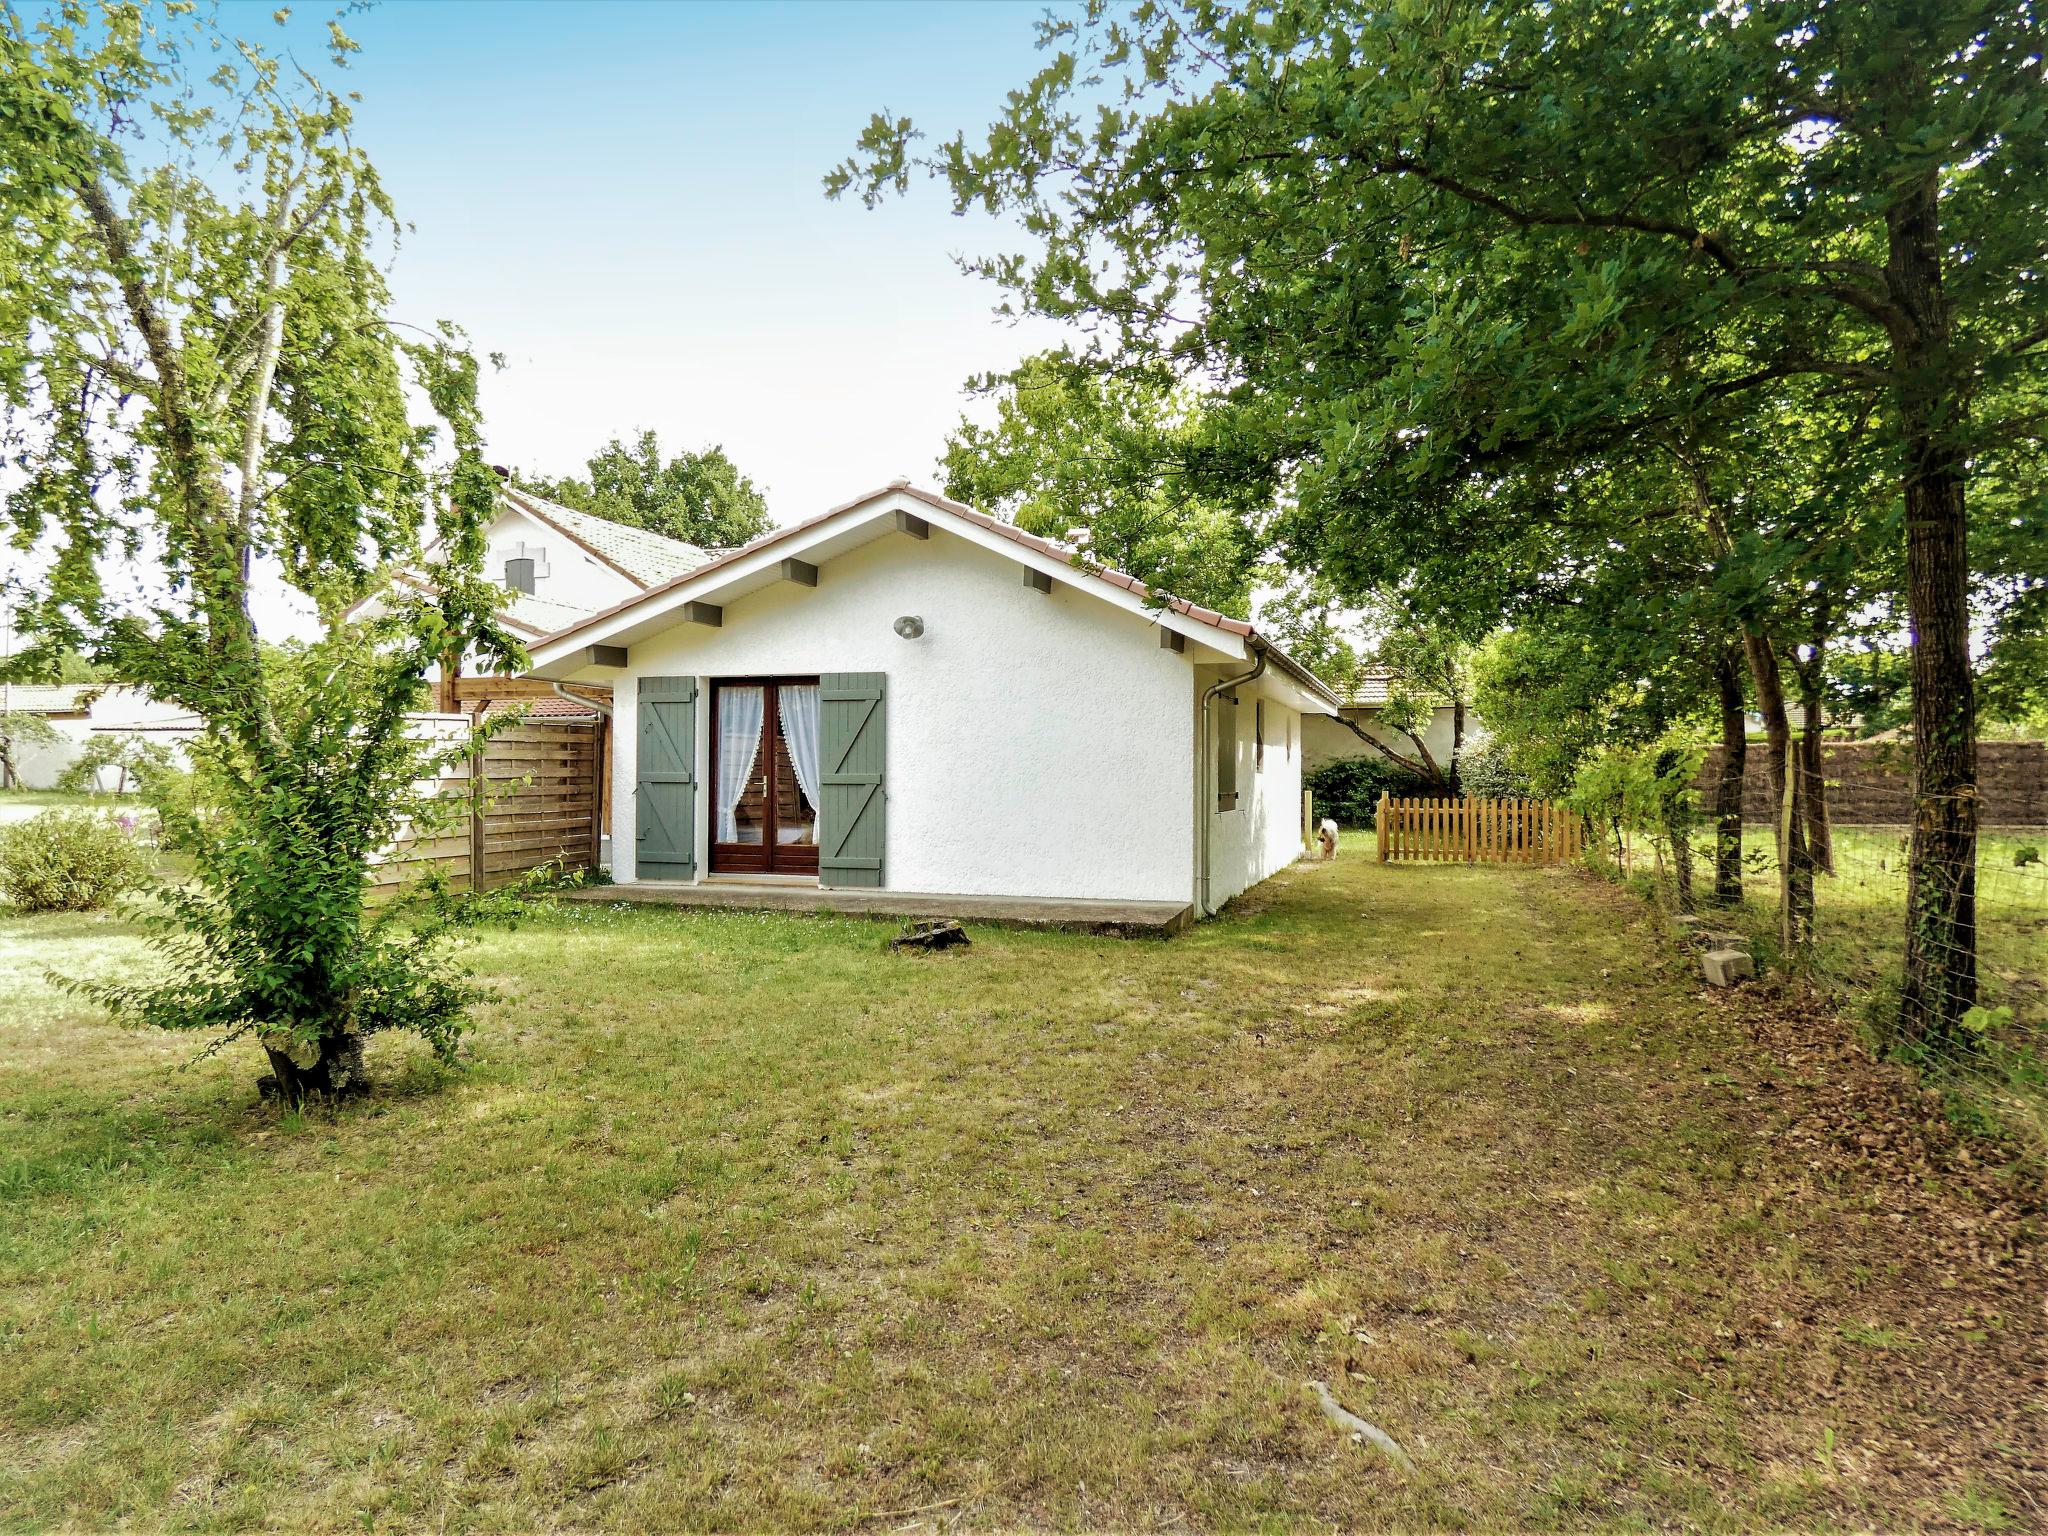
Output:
1198 645 1266 917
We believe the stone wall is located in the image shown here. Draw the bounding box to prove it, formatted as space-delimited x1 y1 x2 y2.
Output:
1694 740 2047 828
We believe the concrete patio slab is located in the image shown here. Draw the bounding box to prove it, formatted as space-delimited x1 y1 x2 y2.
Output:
557 881 1193 936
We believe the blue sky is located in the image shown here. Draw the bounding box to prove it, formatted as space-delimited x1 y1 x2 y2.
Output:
288 0 1070 523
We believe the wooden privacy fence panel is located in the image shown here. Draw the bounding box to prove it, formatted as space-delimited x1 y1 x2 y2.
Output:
371 715 605 894
1376 793 1585 865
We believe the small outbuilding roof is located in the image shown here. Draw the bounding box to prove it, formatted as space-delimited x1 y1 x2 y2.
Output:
1342 669 1397 707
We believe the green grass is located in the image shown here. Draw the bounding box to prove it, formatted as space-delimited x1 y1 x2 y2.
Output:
0 786 145 824
1 840 2037 1530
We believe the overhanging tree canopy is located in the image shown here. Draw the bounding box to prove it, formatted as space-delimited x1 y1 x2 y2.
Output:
830 0 2048 1043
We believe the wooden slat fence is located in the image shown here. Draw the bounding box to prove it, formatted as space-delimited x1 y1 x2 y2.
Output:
371 715 605 894
1376 793 1586 865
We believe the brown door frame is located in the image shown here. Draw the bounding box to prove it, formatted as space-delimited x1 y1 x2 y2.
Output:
708 676 821 876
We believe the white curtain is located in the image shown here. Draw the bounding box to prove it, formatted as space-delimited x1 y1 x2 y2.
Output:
778 684 822 815
716 685 764 844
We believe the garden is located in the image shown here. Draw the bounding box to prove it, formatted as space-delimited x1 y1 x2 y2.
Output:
3 839 2041 1530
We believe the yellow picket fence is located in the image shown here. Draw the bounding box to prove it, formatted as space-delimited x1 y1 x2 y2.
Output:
1376 793 1586 865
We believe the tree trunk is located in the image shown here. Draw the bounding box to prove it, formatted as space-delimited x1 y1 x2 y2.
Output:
1667 814 1694 914
260 1030 367 1106
1449 697 1466 795
1742 627 1814 949
1888 172 1978 1048
1794 656 1834 876
1712 648 1746 904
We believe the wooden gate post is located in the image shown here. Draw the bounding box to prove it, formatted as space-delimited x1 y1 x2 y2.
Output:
589 714 607 874
467 709 487 894
1377 792 1390 862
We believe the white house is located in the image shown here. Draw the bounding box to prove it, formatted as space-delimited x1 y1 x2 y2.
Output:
523 482 1339 923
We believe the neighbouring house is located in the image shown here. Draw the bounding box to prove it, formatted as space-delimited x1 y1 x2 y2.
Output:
522 481 1339 922
1300 667 1477 777
1 682 100 788
0 682 199 790
349 482 717 853
421 480 713 711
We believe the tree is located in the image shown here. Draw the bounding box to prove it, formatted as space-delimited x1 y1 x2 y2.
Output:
1 3 518 1101
1250 579 1475 792
0 711 61 791
55 730 172 795
941 351 1259 616
829 0 2048 1044
518 430 772 549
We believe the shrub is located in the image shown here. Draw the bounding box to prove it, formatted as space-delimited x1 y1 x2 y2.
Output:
1458 737 1530 800
1305 754 1431 825
0 809 152 913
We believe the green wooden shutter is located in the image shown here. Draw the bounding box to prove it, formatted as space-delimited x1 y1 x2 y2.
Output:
636 676 697 881
819 672 885 888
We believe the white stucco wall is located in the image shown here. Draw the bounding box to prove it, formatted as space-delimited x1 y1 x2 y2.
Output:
483 505 634 614
1200 671 1306 911
487 504 639 615
606 528 1199 903
10 720 85 789
5 687 194 790
1301 704 1470 775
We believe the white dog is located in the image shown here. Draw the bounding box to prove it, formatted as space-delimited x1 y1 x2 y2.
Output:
1316 817 1340 861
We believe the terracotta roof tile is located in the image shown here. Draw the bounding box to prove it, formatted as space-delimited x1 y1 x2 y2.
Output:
530 482 1339 706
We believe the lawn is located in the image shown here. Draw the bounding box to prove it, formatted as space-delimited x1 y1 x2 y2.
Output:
0 787 145 825
2 840 2040 1531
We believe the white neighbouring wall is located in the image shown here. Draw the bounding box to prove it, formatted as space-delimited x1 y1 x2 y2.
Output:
485 501 642 615
1199 667 1306 912
606 528 1201 904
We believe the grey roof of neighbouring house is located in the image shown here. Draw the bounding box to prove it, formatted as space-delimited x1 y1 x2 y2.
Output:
500 589 604 637
501 487 709 588
0 682 105 715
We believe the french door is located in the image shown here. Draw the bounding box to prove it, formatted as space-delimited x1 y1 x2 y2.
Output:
709 678 821 876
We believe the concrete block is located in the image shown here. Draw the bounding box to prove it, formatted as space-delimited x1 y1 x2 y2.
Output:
1703 948 1755 987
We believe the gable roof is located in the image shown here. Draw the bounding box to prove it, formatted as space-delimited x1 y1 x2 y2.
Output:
500 588 604 638
527 481 1339 708
500 487 707 588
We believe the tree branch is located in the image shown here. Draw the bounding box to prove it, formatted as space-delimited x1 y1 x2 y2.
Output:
1331 712 1445 787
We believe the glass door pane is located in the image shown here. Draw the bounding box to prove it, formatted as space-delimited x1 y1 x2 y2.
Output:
774 683 820 860
714 684 766 849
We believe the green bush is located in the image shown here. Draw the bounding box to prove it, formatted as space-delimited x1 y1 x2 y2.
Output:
0 809 152 913
1458 738 1530 800
1305 754 1432 825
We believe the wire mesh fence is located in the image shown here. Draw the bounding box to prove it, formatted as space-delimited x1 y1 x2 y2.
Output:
1613 760 2048 1164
